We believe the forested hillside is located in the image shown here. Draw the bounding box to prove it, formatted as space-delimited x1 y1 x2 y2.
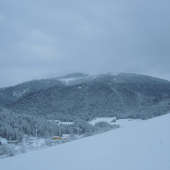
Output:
0 107 116 142
0 73 90 107
1 73 170 121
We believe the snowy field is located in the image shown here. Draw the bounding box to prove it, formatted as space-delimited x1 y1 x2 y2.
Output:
49 117 142 127
89 117 142 127
59 121 73 125
0 113 170 170
47 120 73 125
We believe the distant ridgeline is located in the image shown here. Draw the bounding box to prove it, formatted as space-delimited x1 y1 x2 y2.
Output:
1 73 170 121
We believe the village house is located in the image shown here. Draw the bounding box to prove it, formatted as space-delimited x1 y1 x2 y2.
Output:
53 134 70 140
27 138 35 145
8 140 19 145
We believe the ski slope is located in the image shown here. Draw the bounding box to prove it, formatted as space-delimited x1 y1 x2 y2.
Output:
1 114 170 170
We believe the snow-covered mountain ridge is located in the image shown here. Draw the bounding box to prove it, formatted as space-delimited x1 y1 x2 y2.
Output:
0 113 170 170
1 72 170 120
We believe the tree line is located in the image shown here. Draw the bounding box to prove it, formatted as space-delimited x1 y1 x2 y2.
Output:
0 109 118 142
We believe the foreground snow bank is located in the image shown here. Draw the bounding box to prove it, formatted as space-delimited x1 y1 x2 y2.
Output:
0 114 170 170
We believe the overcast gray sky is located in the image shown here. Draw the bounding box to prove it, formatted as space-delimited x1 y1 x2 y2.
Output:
0 0 170 87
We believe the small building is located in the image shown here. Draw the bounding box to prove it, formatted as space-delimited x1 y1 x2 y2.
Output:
28 138 35 141
8 140 19 145
53 134 70 140
62 134 70 140
28 138 34 145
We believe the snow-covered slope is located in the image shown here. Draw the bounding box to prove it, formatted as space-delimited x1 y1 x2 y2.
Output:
1 114 170 170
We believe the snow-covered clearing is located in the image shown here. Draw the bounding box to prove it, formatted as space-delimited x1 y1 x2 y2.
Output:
47 120 73 125
58 78 78 84
89 117 142 127
59 122 73 125
0 114 170 170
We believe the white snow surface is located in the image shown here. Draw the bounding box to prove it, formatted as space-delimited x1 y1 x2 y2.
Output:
89 117 116 125
47 120 73 125
58 77 78 84
59 122 73 125
13 88 29 98
89 117 142 127
1 114 170 170
0 138 7 145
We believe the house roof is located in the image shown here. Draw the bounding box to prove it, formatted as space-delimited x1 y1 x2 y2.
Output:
62 134 70 137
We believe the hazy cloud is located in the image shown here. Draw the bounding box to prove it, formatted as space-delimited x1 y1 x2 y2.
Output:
0 0 170 87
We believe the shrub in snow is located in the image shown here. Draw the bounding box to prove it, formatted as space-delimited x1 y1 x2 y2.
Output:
0 144 15 157
69 134 77 140
94 121 117 133
44 139 53 147
84 132 92 137
95 121 111 129
20 141 27 153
